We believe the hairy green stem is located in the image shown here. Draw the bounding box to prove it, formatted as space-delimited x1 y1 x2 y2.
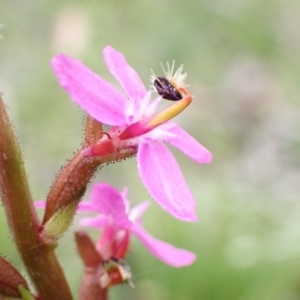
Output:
0 94 72 300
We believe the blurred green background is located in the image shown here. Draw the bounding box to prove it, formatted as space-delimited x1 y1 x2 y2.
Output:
1 0 300 299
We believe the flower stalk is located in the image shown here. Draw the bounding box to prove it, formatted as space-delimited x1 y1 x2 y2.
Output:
41 117 137 240
0 94 72 300
75 231 108 300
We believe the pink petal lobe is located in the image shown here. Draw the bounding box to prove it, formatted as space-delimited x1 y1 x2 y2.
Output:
162 123 212 164
120 187 130 213
76 202 97 212
34 201 46 209
103 46 147 114
131 224 196 267
51 54 128 126
90 183 130 228
79 215 107 229
137 140 197 222
129 201 150 222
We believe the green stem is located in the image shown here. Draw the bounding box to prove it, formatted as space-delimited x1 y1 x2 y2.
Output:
0 94 72 300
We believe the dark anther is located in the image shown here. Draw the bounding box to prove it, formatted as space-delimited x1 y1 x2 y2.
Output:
154 76 182 101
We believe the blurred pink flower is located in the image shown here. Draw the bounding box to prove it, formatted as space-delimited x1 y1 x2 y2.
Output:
77 183 196 267
51 46 212 221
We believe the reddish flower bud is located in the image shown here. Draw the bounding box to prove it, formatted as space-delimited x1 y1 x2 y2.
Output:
0 256 29 298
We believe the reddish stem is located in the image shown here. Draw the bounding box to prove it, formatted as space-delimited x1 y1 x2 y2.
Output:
75 232 108 300
0 94 72 299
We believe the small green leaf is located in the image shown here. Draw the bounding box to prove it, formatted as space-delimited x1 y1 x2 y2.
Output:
42 200 79 240
18 285 35 300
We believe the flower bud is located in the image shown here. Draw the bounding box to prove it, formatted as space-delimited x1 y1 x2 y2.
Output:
0 256 29 298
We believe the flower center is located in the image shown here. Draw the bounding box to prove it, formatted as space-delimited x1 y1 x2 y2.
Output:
86 63 192 158
117 76 192 141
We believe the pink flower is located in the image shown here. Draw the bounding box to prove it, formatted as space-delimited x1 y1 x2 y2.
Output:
77 183 196 267
51 46 212 221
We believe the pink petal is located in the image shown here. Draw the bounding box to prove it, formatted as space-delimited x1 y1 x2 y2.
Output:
131 224 196 267
51 54 129 126
76 202 97 212
34 201 46 209
129 201 150 222
137 140 198 222
79 215 107 229
120 187 130 213
161 123 212 164
90 183 131 228
103 46 147 115
142 96 161 119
